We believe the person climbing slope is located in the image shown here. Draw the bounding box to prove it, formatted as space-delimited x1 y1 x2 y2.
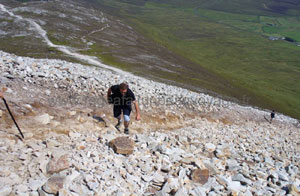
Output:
270 110 275 124
107 82 140 134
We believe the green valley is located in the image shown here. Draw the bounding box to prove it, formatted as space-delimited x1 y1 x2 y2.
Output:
85 0 300 118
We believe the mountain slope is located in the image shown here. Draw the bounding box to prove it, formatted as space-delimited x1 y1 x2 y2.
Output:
0 0 236 95
84 0 300 118
0 50 300 196
0 0 300 118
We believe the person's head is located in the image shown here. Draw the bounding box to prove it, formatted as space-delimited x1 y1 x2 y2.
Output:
119 82 128 96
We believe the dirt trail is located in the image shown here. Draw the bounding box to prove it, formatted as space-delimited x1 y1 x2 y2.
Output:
0 81 296 142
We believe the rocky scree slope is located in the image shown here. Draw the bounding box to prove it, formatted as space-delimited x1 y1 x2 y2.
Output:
0 51 299 195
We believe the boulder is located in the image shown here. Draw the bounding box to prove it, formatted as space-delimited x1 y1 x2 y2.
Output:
109 137 135 155
42 174 66 195
46 154 69 174
191 169 210 185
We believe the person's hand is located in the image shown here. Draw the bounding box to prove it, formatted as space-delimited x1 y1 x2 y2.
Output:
0 91 3 99
136 113 141 121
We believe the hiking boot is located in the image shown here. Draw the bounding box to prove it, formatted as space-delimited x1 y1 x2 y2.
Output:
124 128 129 134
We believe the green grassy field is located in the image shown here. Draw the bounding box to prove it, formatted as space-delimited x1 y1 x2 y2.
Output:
87 0 300 119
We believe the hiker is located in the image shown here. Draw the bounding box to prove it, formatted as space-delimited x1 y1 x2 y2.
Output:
107 82 140 134
270 110 275 124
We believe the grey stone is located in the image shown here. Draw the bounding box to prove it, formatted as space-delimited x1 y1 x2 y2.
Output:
227 180 246 193
256 170 268 179
116 190 126 196
69 132 82 140
232 173 252 185
264 157 274 166
226 159 239 171
34 71 46 77
152 172 165 184
190 186 206 196
29 178 46 191
277 190 287 196
286 164 298 176
45 90 51 96
161 164 171 173
64 170 80 189
279 172 289 181
155 190 167 196
161 178 179 193
109 137 135 155
35 113 52 125
16 184 28 193
29 191 39 196
215 144 232 159
58 188 77 196
180 156 194 165
270 172 279 179
42 174 66 195
0 185 12 196
203 160 220 175
254 155 261 162
47 154 69 174
3 73 14 79
205 143 216 153
142 175 153 182
191 169 209 185
87 181 99 190
174 187 188 196
217 175 246 193
208 191 218 196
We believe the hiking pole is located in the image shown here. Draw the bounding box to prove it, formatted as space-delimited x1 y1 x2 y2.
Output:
2 97 24 140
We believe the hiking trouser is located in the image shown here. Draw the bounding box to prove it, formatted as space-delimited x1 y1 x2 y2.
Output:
113 106 131 122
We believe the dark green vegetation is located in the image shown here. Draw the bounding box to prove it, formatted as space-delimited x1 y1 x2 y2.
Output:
84 0 300 119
